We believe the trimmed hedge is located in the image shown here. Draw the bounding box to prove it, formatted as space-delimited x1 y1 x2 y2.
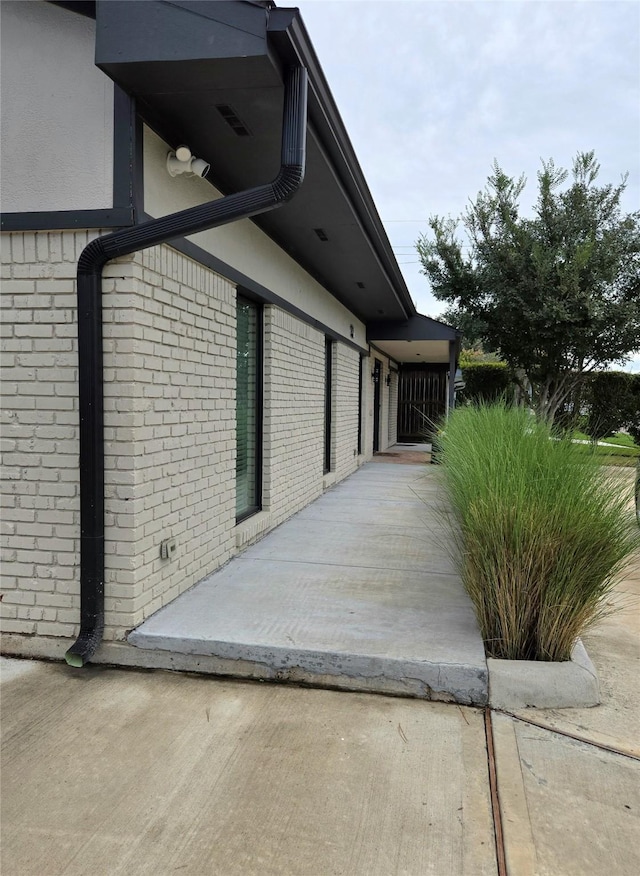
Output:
459 361 514 404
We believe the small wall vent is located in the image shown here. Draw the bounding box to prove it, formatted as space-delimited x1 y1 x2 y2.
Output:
215 105 251 136
356 281 365 289
314 228 329 241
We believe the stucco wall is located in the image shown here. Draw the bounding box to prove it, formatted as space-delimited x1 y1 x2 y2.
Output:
0 1 114 213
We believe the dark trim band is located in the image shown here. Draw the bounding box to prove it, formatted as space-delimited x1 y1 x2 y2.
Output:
1 209 134 232
113 85 144 216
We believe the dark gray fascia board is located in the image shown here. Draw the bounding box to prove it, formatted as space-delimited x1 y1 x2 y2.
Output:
96 1 275 68
49 1 96 18
268 8 416 320
367 315 461 343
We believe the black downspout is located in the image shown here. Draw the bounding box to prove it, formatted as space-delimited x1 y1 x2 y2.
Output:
65 66 308 667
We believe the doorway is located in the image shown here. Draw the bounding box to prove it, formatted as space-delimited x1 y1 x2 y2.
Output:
372 358 382 453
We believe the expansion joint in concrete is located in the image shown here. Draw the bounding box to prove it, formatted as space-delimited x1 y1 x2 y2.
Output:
484 708 509 876
494 710 640 762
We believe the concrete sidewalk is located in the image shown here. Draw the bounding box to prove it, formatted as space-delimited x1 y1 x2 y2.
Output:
2 638 639 876
1 660 496 876
3 460 639 875
129 460 488 705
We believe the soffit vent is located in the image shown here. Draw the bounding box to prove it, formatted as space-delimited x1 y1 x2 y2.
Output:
215 104 251 136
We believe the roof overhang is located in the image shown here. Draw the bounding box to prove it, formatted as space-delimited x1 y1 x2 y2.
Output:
368 315 461 364
90 0 415 323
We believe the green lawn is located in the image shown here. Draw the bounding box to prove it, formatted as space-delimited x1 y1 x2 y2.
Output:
570 431 639 466
573 430 637 446
601 432 638 448
572 442 639 467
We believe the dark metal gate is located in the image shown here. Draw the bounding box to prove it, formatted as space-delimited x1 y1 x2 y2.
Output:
398 366 447 441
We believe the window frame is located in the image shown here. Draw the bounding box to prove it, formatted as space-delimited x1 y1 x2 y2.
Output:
235 294 263 523
324 337 334 474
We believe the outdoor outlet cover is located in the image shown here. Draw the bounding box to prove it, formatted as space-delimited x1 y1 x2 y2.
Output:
160 538 177 560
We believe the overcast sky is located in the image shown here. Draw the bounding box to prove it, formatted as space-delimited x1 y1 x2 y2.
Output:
293 0 640 369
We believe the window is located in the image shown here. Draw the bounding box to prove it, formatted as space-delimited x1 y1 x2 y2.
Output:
324 337 333 473
357 354 363 456
236 296 262 521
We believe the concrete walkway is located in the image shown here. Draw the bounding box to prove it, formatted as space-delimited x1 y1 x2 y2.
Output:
0 659 497 876
2 610 639 876
129 459 488 705
3 464 638 875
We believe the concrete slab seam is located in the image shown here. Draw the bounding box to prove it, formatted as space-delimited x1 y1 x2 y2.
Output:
234 555 463 576
494 711 640 762
484 709 508 876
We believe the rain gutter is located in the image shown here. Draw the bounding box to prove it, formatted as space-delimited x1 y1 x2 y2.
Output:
65 65 308 666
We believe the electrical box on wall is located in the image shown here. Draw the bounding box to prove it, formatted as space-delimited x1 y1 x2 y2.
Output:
160 538 177 560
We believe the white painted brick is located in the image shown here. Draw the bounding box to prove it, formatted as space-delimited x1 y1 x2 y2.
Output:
4 591 36 606
36 621 76 637
0 619 37 635
1 605 18 619
3 231 372 652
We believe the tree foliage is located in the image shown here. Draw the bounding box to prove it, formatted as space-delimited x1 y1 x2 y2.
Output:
438 304 487 351
585 372 640 444
417 152 640 422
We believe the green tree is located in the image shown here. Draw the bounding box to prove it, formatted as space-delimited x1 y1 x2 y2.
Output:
438 304 487 351
585 371 637 442
417 152 640 422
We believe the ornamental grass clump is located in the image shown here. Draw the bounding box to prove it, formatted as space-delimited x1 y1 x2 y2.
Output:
439 403 639 661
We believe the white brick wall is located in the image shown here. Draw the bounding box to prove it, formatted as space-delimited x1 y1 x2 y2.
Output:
118 246 237 627
1 232 238 641
360 351 397 456
262 307 325 522
388 370 398 447
334 344 360 480
1 231 87 639
2 231 372 651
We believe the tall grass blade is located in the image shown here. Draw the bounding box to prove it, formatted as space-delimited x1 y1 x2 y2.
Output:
439 403 639 661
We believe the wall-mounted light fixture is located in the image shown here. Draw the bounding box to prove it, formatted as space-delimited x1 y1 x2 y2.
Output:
385 374 392 387
167 146 210 179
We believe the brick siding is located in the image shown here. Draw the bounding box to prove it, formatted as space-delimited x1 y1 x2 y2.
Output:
1 231 370 649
